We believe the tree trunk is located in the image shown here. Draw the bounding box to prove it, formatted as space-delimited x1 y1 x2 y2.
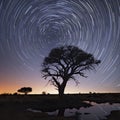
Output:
58 78 68 97
58 82 67 97
25 92 28 95
57 79 68 116
58 86 65 97
58 86 65 116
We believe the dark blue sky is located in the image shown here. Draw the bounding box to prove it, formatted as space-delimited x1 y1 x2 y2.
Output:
0 0 120 94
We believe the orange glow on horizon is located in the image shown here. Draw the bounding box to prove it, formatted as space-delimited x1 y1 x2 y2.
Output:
0 74 119 94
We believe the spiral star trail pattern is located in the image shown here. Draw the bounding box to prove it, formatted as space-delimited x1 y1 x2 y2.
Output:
0 0 120 94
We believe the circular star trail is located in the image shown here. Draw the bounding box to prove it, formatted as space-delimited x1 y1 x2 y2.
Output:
0 0 120 92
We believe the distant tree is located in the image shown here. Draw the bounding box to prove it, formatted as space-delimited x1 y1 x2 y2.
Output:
42 91 46 95
89 92 92 94
42 45 100 97
17 87 32 95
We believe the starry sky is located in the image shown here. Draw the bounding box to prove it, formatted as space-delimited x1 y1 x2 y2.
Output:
0 0 120 94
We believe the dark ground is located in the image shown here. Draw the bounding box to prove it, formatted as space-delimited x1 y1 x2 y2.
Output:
105 110 120 120
0 93 120 120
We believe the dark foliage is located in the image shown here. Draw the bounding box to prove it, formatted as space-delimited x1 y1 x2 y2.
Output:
17 87 32 95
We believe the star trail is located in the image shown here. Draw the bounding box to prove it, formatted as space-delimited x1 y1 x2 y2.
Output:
0 0 120 94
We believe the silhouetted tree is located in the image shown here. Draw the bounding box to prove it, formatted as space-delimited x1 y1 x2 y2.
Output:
42 46 100 97
17 87 32 95
42 91 46 95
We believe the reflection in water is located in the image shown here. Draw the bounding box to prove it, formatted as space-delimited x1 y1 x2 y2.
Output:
47 102 120 120
27 108 42 113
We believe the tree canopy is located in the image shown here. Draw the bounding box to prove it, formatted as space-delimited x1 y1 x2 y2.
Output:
17 87 32 95
42 45 101 97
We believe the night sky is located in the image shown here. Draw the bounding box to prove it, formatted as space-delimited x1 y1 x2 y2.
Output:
0 0 120 94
